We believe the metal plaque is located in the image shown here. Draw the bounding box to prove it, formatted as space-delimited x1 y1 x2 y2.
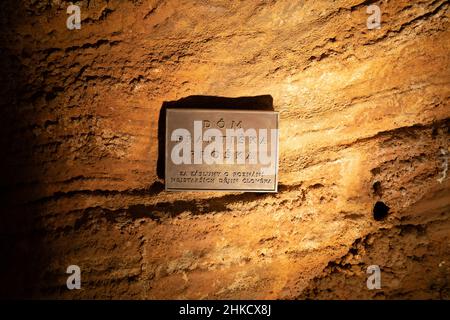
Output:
165 109 279 192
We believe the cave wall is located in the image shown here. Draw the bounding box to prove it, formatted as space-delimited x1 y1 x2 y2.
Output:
0 0 449 299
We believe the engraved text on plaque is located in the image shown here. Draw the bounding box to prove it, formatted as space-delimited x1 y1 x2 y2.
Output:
165 109 279 192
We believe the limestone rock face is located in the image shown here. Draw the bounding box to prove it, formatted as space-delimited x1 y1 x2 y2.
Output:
0 0 449 299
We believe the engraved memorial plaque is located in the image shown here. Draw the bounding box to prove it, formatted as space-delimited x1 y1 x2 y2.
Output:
165 109 279 192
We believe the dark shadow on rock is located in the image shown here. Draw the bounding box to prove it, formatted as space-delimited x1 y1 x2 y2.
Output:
156 95 274 179
0 2 52 299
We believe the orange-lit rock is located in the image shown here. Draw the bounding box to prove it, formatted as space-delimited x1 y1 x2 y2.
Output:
0 0 448 299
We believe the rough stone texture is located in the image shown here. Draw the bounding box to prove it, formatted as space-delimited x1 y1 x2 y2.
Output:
0 0 449 299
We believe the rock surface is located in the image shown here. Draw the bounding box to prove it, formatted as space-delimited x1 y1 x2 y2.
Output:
0 0 449 299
